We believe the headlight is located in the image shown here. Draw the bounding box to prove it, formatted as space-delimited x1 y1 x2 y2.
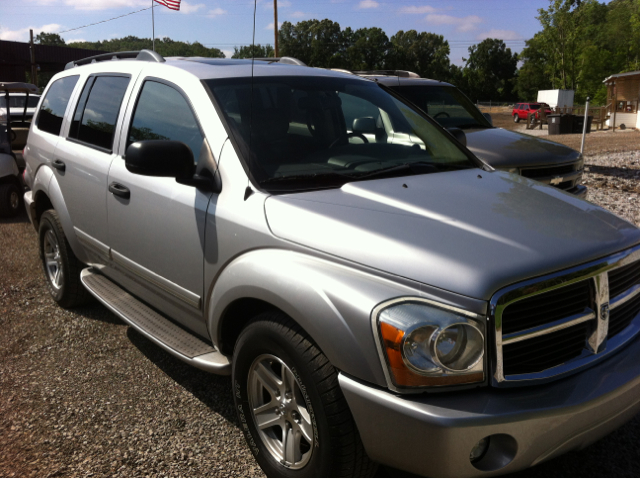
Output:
374 299 485 391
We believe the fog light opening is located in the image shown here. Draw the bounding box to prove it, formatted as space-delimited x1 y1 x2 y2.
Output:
470 436 490 463
470 434 517 472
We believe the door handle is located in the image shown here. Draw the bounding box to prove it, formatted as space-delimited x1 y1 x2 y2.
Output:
109 182 130 199
52 159 65 172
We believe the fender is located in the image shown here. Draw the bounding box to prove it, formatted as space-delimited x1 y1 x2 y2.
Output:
44 168 88 262
208 248 486 387
0 153 19 180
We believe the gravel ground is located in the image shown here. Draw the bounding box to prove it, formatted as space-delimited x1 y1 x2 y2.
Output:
2 145 640 477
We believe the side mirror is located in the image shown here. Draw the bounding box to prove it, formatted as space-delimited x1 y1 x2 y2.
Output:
446 127 467 147
482 112 493 126
352 117 376 134
125 140 194 179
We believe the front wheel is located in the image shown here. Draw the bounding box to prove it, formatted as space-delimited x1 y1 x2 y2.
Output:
232 312 376 477
513 114 520 123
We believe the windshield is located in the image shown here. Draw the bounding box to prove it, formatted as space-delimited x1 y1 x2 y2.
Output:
0 95 40 109
391 85 491 130
205 76 475 192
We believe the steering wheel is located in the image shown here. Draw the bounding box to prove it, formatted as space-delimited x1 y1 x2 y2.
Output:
328 132 369 149
433 111 450 118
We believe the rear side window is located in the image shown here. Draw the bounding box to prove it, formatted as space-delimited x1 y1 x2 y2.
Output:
37 75 79 136
69 75 130 151
128 80 203 161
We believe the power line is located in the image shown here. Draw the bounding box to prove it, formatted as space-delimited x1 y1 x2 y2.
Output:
58 6 152 34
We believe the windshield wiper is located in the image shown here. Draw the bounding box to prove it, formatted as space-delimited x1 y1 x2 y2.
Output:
351 161 444 181
259 172 354 185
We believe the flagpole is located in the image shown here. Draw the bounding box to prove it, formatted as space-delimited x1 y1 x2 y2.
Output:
151 0 155 51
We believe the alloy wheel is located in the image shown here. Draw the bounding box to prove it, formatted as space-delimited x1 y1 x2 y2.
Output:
248 354 314 469
43 229 63 290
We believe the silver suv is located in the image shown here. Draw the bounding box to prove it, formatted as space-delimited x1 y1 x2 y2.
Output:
24 50 640 477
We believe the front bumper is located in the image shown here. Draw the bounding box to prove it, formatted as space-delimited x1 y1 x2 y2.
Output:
340 334 640 477
567 184 588 199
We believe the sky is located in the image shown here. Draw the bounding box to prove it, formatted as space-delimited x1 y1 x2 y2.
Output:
0 0 563 65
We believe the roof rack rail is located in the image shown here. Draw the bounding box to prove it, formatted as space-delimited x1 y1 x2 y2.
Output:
253 57 307 66
352 70 421 78
65 49 165 70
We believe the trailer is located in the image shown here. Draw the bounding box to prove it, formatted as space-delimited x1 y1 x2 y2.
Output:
537 89 574 109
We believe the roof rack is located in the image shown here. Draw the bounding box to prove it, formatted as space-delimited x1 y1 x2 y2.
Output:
64 49 165 70
352 70 421 78
253 57 307 66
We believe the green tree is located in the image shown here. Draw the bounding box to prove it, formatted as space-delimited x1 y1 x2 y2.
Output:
463 38 518 102
344 27 389 70
35 32 66 46
232 44 274 59
387 30 451 80
69 36 224 58
279 19 347 67
516 35 553 101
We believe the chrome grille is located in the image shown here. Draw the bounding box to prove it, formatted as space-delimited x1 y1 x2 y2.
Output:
502 280 590 335
491 245 640 386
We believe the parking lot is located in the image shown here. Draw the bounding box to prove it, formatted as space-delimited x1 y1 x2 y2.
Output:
2 122 640 477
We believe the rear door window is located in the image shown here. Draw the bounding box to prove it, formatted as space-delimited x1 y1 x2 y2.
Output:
128 80 204 162
69 75 130 151
36 75 79 136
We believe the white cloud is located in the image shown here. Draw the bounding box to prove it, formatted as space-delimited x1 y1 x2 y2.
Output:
265 21 284 30
0 24 62 42
221 49 234 59
290 10 306 18
180 2 205 14
358 0 379 8
207 7 227 18
425 14 483 32
62 0 147 10
66 38 87 43
476 29 523 41
399 5 438 14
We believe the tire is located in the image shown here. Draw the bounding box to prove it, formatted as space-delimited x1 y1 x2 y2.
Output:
38 210 91 308
513 114 520 123
0 182 22 217
232 312 377 477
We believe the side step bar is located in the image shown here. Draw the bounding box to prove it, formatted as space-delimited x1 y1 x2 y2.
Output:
81 268 230 375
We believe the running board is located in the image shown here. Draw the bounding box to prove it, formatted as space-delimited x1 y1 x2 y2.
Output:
80 268 230 375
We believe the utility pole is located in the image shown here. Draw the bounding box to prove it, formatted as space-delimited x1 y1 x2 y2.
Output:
274 0 279 57
29 29 38 87
152 0 156 52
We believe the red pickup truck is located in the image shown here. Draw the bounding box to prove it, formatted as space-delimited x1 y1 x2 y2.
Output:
512 102 553 123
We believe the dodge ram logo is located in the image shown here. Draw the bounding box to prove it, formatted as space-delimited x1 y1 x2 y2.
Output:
600 303 610 322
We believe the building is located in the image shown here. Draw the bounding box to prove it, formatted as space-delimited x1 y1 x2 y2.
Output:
603 70 640 130
0 40 105 87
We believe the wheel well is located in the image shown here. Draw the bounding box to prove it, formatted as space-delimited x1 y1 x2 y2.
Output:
218 298 280 356
0 175 20 187
33 191 53 230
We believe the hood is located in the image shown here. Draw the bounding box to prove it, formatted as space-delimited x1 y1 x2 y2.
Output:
265 170 640 300
464 127 580 169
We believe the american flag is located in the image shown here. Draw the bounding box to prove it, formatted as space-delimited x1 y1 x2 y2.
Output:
154 0 181 10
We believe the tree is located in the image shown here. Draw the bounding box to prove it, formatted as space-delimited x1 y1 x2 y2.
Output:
463 39 518 102
515 35 553 101
232 44 274 59
388 30 451 80
35 32 66 46
69 36 224 58
344 27 389 70
279 19 347 67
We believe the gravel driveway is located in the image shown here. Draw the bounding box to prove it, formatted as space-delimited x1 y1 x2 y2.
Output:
2 147 640 477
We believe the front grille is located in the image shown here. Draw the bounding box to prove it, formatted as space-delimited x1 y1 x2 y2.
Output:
558 180 573 190
521 164 576 179
503 323 588 376
501 280 591 335
608 261 640 300
609 293 640 337
493 250 640 385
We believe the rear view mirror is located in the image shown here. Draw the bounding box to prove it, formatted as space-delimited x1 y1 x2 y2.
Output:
482 112 493 126
125 140 194 179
